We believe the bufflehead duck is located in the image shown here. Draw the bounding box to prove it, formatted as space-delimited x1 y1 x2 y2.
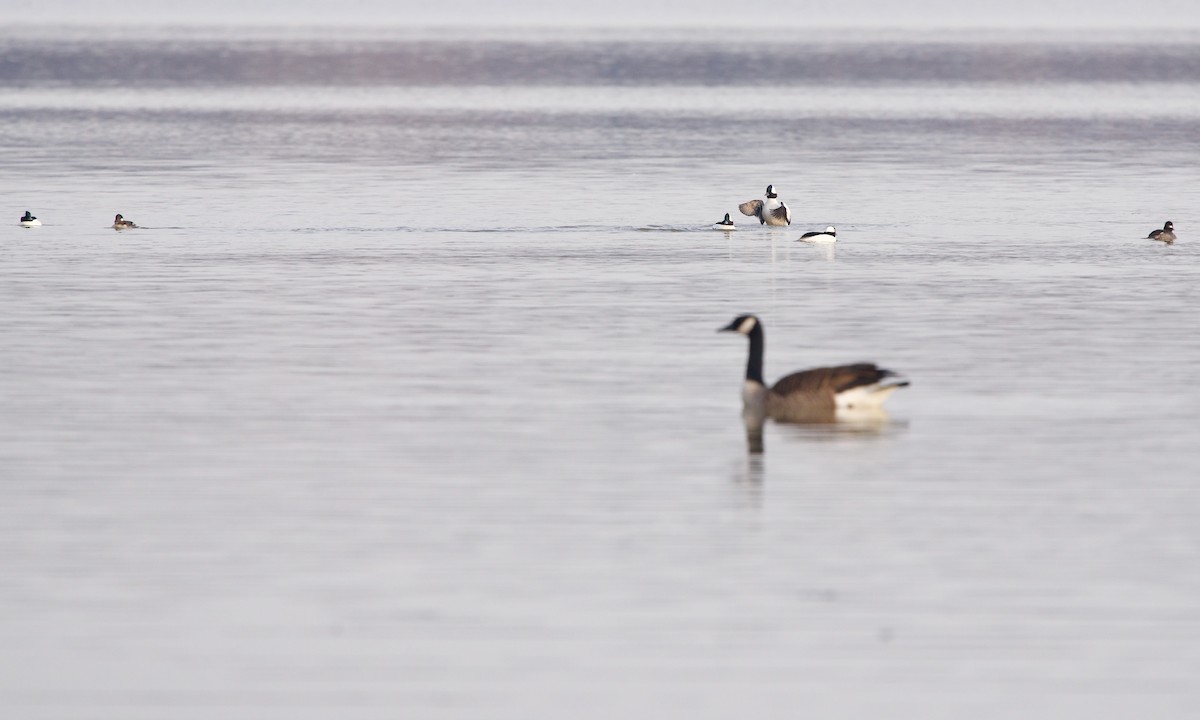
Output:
113 214 138 230
720 314 908 429
713 213 736 230
19 211 41 227
738 185 791 226
1148 221 1175 243
799 226 837 243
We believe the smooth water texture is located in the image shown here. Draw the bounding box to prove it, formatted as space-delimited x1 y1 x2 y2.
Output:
2 33 1200 719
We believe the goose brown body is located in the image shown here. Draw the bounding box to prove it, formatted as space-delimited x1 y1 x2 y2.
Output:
768 363 900 419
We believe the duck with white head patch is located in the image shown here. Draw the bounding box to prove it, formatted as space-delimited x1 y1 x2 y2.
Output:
1148 221 1176 243
113 213 137 230
799 226 836 243
720 314 908 445
19 211 41 227
738 185 791 226
713 213 736 230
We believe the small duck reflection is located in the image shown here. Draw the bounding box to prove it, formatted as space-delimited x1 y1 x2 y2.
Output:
720 313 908 452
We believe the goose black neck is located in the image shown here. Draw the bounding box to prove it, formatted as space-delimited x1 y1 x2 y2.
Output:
745 324 765 384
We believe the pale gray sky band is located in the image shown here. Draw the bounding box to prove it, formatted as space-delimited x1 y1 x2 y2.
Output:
5 0 1199 28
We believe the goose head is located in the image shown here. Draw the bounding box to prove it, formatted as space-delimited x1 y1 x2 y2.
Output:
719 314 760 336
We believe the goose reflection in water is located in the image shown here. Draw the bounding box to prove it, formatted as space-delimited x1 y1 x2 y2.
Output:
743 407 897 453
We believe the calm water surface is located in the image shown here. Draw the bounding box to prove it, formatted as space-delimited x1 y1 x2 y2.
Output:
2 31 1199 718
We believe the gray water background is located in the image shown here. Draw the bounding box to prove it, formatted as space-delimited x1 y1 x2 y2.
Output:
2 29 1200 718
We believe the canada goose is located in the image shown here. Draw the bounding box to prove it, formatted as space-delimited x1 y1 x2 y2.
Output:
1148 221 1175 243
738 185 791 226
720 314 908 426
714 213 736 230
19 211 41 227
113 214 137 230
799 226 837 243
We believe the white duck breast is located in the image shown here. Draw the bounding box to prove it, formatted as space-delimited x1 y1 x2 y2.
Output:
763 197 791 226
799 226 837 243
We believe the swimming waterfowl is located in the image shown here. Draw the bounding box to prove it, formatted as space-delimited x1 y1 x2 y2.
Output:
714 213 736 230
1148 221 1175 243
19 211 41 227
799 226 837 243
738 185 791 226
720 314 907 426
112 214 137 230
